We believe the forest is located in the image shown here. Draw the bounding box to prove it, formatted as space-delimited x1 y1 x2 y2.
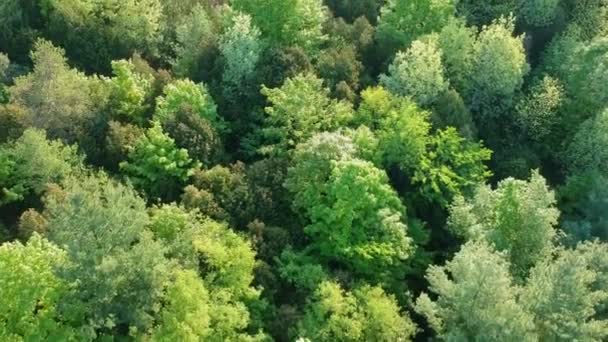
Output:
1 0 608 341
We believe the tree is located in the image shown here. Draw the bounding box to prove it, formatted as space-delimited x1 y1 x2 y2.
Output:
296 281 417 341
41 0 163 73
43 173 171 336
437 18 476 96
259 73 353 156
105 59 153 124
522 242 608 340
448 170 559 277
515 76 564 142
7 39 99 144
456 0 518 26
565 109 608 175
0 234 76 340
120 121 200 200
376 0 457 57
232 0 329 55
469 17 529 116
287 146 413 278
380 37 449 106
219 12 262 104
521 0 562 27
412 127 491 207
0 128 82 206
171 5 219 80
316 45 363 100
325 0 384 24
415 241 537 341
150 269 211 341
155 80 223 131
559 170 608 243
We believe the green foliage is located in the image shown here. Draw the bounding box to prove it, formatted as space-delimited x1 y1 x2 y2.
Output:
431 89 477 139
150 269 211 341
559 170 608 243
44 173 170 335
469 17 529 115
380 37 449 106
155 80 222 130
515 76 564 141
457 0 519 26
0 234 76 340
105 59 153 124
287 141 413 277
232 0 329 54
259 73 353 156
521 0 562 27
413 127 492 207
448 170 559 277
219 12 262 103
317 45 363 100
296 281 417 341
171 5 218 79
522 242 608 340
8 39 99 144
41 0 162 73
0 128 81 205
120 121 200 200
415 241 537 340
565 109 608 175
437 18 476 96
376 0 457 57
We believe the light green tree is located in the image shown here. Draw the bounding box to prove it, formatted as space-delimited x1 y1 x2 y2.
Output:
515 76 564 141
413 127 492 207
469 16 529 116
448 170 560 277
259 73 353 156
120 121 200 200
296 281 417 341
232 0 328 55
415 241 537 341
523 242 608 341
0 234 76 340
380 37 449 106
376 0 457 57
219 12 262 103
105 59 153 124
155 79 222 129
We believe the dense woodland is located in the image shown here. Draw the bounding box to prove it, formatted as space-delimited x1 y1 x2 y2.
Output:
1 0 608 341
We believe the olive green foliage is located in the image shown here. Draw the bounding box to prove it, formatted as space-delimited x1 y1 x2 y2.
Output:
376 0 457 57
448 170 559 277
7 39 99 144
296 281 417 341
415 241 537 340
41 0 163 72
380 37 449 106
171 5 218 79
259 73 353 156
0 128 81 205
120 121 200 200
0 235 75 340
